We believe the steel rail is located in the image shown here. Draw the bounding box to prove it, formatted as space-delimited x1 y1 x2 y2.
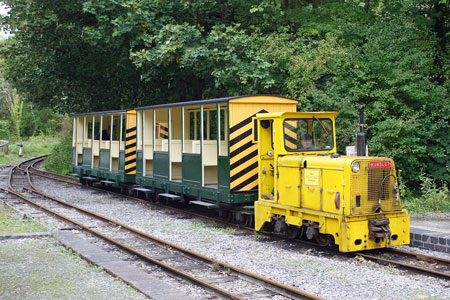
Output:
356 252 450 280
389 248 450 265
7 159 323 300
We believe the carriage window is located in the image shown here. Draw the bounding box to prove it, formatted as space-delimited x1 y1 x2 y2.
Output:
122 115 126 142
112 116 121 141
87 122 93 139
189 111 201 140
284 118 334 152
220 109 226 141
203 109 217 140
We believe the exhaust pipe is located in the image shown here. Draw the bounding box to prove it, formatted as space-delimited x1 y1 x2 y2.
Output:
357 105 366 156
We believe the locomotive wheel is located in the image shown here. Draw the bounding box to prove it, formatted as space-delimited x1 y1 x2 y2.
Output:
314 232 332 247
297 226 305 239
285 225 299 239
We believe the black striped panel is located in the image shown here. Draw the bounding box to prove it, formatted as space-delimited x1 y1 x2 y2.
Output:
232 173 259 191
125 166 136 173
126 134 136 141
230 149 258 171
230 161 259 183
229 109 267 134
125 125 137 174
125 142 137 150
229 109 267 192
229 128 252 147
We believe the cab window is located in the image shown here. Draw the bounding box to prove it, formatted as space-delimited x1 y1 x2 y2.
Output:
284 118 334 151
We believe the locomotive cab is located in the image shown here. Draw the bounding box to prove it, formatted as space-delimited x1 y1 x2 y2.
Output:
254 112 410 252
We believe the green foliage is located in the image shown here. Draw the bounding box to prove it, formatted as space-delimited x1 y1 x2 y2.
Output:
402 173 450 214
0 120 10 140
0 0 449 192
20 105 66 137
44 135 73 175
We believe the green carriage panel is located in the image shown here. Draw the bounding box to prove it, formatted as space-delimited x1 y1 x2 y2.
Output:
136 150 143 177
154 151 169 180
119 150 125 170
99 149 110 171
72 147 76 165
182 153 202 185
218 156 230 189
82 148 92 167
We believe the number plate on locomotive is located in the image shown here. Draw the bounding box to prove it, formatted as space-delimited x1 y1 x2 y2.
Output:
369 161 392 168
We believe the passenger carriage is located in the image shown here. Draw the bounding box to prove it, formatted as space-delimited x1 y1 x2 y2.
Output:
132 96 298 214
71 109 138 187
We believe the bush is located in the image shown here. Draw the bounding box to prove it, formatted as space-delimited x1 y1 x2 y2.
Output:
403 174 450 214
0 120 10 140
44 135 72 175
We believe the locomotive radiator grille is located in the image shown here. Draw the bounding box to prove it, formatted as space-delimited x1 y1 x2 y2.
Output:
350 160 400 215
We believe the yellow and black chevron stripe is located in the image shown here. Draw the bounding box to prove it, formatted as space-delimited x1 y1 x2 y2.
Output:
284 120 299 150
125 111 137 174
230 109 267 192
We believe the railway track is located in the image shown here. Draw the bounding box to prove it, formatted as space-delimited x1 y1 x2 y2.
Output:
356 248 450 280
24 159 450 281
2 157 322 300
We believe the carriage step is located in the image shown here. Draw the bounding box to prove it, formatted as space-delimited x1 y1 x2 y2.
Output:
83 176 98 181
68 173 80 177
100 180 116 185
190 200 218 209
131 187 153 193
158 193 182 201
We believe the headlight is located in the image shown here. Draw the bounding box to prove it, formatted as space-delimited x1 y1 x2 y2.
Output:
352 162 360 173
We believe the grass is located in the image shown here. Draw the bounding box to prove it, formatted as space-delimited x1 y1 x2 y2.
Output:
0 203 46 234
0 135 61 166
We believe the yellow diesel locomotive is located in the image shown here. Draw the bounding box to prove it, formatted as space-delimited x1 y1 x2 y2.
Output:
254 111 410 252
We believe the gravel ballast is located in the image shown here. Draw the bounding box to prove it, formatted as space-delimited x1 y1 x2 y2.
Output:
34 179 450 300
